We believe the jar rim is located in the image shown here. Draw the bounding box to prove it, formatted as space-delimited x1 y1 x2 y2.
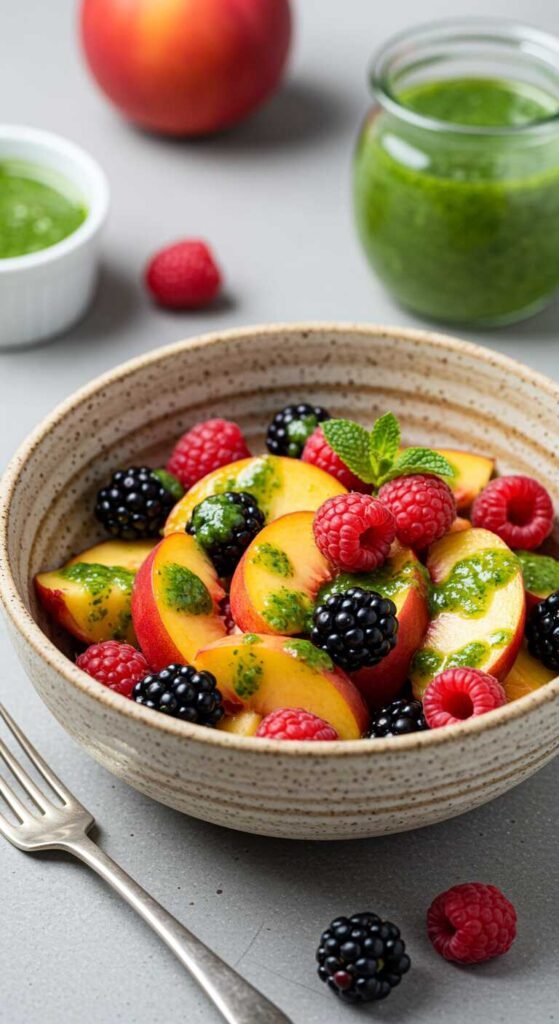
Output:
370 17 559 137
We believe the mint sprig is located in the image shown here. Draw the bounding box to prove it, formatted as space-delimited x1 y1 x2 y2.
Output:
322 412 454 489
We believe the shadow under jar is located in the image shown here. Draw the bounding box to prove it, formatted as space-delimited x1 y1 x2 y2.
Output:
353 19 559 326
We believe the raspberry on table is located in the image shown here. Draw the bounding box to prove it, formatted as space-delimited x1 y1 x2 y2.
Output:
317 912 411 1003
525 590 559 670
133 664 223 726
95 466 180 539
266 403 331 459
302 426 371 493
471 475 554 550
378 473 456 548
423 667 506 729
76 641 149 698
368 698 428 738
311 587 398 673
256 707 338 741
186 491 264 577
313 493 396 572
167 418 251 490
145 239 221 309
427 883 517 963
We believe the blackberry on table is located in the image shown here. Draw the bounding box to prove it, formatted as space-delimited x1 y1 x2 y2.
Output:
133 664 223 726
317 911 411 1003
95 466 180 539
526 590 559 671
368 698 428 738
186 491 264 577
311 587 398 673
266 403 331 459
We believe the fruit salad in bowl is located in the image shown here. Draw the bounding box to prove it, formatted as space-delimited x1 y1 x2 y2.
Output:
0 324 558 839
32 401 558 744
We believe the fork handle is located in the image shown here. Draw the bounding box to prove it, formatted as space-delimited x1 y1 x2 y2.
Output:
66 835 292 1024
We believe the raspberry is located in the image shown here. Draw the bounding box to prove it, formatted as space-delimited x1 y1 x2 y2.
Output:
427 883 517 963
313 494 396 572
145 240 221 309
302 427 371 493
76 641 149 698
471 475 553 550
423 667 506 729
167 418 251 490
256 708 338 741
378 474 456 548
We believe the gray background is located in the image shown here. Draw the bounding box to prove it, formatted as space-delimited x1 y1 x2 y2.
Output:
0 1 558 1022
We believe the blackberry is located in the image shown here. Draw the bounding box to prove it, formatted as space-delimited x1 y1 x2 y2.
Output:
311 587 398 673
526 590 559 671
95 466 181 540
266 402 330 459
368 698 428 738
133 664 223 726
317 912 411 1003
186 491 264 577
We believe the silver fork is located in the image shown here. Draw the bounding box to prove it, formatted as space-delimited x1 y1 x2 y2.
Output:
0 704 292 1024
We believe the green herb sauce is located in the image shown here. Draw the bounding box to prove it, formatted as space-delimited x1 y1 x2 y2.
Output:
283 638 333 671
354 77 559 324
252 543 293 578
159 563 212 615
0 161 87 259
516 550 559 597
262 587 313 634
233 651 263 699
429 549 519 617
221 456 281 518
318 560 421 604
59 562 134 597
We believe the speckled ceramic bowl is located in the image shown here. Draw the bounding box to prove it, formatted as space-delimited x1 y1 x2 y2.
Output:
1 324 558 840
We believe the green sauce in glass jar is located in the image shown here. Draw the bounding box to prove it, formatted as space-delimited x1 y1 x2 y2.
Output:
353 19 559 326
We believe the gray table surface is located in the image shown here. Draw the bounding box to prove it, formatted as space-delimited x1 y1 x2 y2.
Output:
1 1 558 1022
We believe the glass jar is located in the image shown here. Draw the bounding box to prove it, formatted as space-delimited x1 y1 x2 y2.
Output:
353 19 559 326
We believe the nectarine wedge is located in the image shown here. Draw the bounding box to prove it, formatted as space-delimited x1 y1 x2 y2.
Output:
195 634 369 739
164 455 346 535
435 449 494 509
230 511 331 635
411 528 525 699
516 550 559 610
35 538 157 645
502 644 556 702
131 533 226 671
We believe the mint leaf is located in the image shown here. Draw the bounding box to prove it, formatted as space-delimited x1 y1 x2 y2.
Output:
379 448 455 485
322 419 376 484
370 412 401 477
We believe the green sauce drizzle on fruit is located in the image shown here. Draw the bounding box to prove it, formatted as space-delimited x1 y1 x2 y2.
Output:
262 587 313 633
412 628 514 681
222 456 280 518
411 648 444 680
318 560 420 604
252 543 293 578
232 650 263 698
429 549 519 617
283 638 333 671
59 562 134 597
159 563 212 615
516 550 559 597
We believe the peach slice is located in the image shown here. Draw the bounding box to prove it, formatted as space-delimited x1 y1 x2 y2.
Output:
131 533 226 670
502 644 556 702
230 511 330 635
217 711 263 736
516 550 559 610
435 449 494 510
35 538 157 646
195 634 369 739
164 455 347 535
410 528 525 699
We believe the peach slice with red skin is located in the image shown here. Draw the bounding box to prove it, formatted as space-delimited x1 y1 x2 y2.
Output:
411 528 525 699
515 550 559 610
230 511 331 635
131 532 226 671
435 449 494 510
164 455 347 535
35 538 157 646
502 644 556 702
195 634 369 739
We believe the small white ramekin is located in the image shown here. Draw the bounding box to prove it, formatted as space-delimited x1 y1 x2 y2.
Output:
0 125 109 349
